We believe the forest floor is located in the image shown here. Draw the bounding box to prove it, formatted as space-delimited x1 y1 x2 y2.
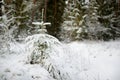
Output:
0 37 120 80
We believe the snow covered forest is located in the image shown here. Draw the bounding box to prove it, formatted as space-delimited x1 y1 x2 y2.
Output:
0 0 120 80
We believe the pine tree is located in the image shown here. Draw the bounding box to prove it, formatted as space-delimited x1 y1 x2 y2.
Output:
97 0 120 40
0 0 33 40
113 1 120 39
60 0 85 41
12 0 32 39
80 0 104 40
61 0 120 41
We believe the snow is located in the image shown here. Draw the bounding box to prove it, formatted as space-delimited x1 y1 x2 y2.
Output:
85 0 89 3
32 22 51 26
0 54 54 80
63 41 120 80
0 34 120 80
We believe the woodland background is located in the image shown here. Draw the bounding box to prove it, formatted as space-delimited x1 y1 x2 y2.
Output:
0 0 120 42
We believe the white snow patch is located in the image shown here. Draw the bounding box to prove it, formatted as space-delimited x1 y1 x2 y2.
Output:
0 34 120 80
63 41 120 80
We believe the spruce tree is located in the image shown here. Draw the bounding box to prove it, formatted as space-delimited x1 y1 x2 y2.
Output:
97 0 120 40
13 0 32 39
1 0 33 40
61 0 120 41
81 0 103 40
60 0 85 41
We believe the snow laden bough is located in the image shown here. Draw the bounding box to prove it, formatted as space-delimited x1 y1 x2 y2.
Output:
25 34 69 80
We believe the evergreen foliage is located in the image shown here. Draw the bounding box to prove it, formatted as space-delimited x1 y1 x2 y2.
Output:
13 0 30 38
97 0 120 40
0 0 120 42
25 34 69 80
60 0 120 41
0 0 33 40
60 0 85 41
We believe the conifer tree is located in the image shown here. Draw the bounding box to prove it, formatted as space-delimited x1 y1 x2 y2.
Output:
97 0 120 40
61 0 120 41
0 0 33 40
81 0 103 40
60 0 85 41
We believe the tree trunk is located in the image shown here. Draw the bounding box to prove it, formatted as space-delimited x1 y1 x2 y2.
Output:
0 0 2 16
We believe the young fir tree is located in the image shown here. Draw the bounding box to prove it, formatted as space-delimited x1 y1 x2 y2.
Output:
12 0 31 39
79 0 105 40
60 0 86 41
29 0 65 39
97 0 120 40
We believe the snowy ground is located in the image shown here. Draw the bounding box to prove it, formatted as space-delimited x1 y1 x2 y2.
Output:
0 36 120 80
63 41 120 80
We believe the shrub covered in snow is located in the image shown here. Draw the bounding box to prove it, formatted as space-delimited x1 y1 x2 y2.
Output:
25 34 69 80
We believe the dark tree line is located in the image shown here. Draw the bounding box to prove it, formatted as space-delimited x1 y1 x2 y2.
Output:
0 0 120 41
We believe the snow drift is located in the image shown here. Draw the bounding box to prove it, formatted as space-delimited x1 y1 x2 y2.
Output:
0 34 120 80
